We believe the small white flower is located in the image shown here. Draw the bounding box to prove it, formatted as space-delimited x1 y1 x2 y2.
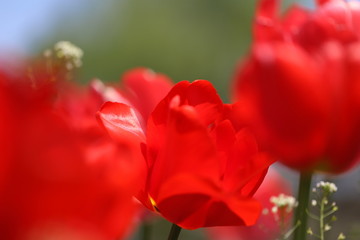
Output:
316 181 338 193
311 199 317 206
54 41 83 69
270 193 297 213
337 232 346 240
324 224 332 231
271 206 278 213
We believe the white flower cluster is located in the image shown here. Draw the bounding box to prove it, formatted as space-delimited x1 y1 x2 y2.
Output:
316 181 338 193
270 193 298 213
54 41 83 69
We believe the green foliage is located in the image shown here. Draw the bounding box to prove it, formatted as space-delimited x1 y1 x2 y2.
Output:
38 0 302 101
39 0 257 101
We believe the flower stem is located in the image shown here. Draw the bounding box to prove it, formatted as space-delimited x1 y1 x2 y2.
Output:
167 223 182 240
293 171 313 240
141 221 152 240
319 197 325 240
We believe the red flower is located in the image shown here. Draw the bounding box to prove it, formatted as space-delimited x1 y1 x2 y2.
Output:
207 168 293 240
98 80 274 229
233 0 360 173
0 69 142 240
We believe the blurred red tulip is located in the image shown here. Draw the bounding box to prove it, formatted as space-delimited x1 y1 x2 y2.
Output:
233 0 360 173
0 68 142 240
119 67 174 122
90 67 173 128
254 0 360 47
98 80 274 230
207 168 293 240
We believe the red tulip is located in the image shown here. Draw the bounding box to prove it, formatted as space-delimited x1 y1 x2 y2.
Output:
233 0 360 173
207 168 293 240
0 69 142 240
98 80 274 229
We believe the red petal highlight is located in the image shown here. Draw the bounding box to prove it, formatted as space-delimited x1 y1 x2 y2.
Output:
97 102 145 143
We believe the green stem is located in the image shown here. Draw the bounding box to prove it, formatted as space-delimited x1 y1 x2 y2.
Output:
141 221 152 240
279 210 286 240
319 197 325 240
293 171 313 240
167 223 182 240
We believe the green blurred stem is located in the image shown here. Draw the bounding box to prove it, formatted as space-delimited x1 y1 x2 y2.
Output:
141 221 152 240
319 196 325 240
167 223 182 240
293 171 313 240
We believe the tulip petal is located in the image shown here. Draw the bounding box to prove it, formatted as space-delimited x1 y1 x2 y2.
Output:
97 102 145 144
254 0 280 41
155 174 261 229
224 128 274 196
122 68 173 121
256 0 278 20
146 81 191 167
148 104 220 198
186 80 223 126
283 5 310 35
147 80 223 165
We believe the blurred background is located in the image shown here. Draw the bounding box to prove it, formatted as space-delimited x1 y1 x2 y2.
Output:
0 0 317 100
1 0 359 239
